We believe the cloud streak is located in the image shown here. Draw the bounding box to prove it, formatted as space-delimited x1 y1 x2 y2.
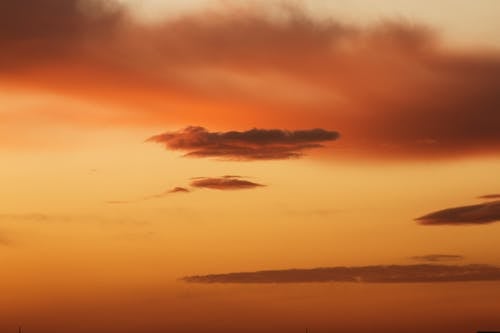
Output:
416 200 500 225
183 264 500 284
106 186 190 204
148 127 339 160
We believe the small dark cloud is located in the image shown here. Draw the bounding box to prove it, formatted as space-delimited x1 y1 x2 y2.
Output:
415 201 500 225
190 176 265 190
148 127 340 160
144 187 191 199
183 264 500 284
410 254 464 262
478 194 500 199
168 187 190 193
107 186 190 204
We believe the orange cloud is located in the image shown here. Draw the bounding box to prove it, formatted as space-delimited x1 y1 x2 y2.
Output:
148 127 339 160
183 264 500 283
2 0 500 158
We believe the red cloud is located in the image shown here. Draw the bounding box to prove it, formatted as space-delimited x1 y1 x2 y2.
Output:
2 0 500 158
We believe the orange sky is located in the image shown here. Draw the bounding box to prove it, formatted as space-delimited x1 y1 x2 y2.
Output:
1 1 500 332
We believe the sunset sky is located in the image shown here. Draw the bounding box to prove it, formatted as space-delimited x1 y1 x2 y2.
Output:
1 1 500 332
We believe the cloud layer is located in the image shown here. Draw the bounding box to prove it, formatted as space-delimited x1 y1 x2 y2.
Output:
410 254 464 262
190 176 265 190
148 127 339 160
416 200 500 225
183 264 500 283
2 0 500 158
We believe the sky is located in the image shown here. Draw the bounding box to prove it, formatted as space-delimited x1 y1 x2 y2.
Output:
1 1 500 332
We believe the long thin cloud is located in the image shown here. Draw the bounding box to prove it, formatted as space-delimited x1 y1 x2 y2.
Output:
106 186 190 204
148 127 339 160
416 200 500 225
2 0 500 158
183 264 500 283
410 254 464 262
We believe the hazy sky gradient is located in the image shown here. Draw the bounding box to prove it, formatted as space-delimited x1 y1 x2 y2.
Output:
1 1 499 332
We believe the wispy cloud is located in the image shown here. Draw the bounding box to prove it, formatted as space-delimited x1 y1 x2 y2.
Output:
183 264 500 284
416 200 500 225
106 186 190 204
410 254 464 262
148 127 339 160
0 213 148 225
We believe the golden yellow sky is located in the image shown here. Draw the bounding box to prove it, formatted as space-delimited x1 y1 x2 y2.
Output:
1 1 500 332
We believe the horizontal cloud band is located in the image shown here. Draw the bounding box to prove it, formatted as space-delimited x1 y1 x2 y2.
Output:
410 254 464 262
183 264 500 283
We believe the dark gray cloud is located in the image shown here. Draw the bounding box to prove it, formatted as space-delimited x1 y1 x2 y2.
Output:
190 176 265 190
410 254 464 262
183 264 500 284
416 200 500 225
148 127 340 160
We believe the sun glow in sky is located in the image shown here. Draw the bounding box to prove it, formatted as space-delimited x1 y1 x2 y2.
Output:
1 1 500 332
